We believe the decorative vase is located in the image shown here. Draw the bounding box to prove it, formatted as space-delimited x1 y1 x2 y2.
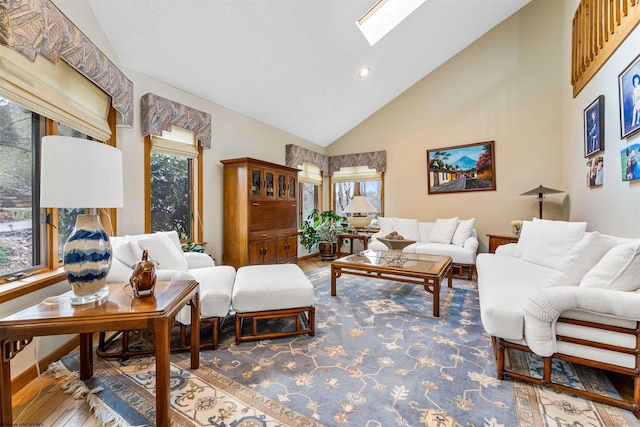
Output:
63 214 111 305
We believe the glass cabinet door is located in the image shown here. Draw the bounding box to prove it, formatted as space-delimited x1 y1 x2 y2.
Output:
251 169 262 197
278 174 287 198
288 176 296 199
264 170 275 198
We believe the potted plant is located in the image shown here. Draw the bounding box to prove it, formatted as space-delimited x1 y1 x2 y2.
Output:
300 209 348 260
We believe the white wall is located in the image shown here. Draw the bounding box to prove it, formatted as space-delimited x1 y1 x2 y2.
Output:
561 2 640 236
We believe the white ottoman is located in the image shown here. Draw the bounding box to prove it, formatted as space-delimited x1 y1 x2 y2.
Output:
232 264 315 344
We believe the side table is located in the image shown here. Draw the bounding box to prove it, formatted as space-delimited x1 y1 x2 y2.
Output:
0 280 199 427
487 234 520 254
336 233 369 257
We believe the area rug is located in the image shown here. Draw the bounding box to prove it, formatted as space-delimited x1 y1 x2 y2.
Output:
48 266 639 426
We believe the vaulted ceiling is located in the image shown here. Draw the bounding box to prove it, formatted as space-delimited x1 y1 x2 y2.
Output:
85 0 531 146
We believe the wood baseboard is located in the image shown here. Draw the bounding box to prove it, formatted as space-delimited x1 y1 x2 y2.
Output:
11 336 79 395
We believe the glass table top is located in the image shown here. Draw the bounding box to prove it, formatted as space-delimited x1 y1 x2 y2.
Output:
335 249 448 271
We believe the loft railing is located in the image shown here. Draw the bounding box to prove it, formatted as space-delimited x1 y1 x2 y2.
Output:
571 0 640 97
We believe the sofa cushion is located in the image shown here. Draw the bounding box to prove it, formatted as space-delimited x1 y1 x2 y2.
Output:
111 238 143 268
175 265 236 324
520 219 587 269
513 220 534 257
138 232 189 271
392 217 420 241
546 232 616 287
476 253 555 340
451 218 475 247
414 242 476 265
429 217 459 244
580 240 640 291
377 217 394 237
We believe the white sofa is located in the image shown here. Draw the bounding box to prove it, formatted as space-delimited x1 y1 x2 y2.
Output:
476 218 640 415
368 217 479 278
105 231 236 350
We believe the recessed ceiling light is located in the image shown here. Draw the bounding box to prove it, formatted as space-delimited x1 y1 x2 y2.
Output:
358 67 371 78
356 0 427 46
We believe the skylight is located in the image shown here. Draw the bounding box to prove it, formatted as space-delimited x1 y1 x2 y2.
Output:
356 0 427 46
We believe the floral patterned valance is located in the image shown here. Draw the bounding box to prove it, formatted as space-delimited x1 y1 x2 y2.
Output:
328 151 386 175
141 93 212 149
286 145 386 176
285 144 329 174
0 0 134 127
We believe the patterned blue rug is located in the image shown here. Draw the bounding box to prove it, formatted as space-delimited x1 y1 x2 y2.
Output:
50 266 637 426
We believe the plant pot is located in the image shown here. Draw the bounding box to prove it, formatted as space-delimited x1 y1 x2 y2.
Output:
318 241 337 260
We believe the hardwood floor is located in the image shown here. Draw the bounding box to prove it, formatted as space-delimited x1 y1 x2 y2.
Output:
10 256 634 425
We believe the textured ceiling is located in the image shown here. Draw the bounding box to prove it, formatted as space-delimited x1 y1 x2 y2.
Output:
85 0 531 146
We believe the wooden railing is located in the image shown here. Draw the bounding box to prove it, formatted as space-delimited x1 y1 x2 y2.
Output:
571 0 640 97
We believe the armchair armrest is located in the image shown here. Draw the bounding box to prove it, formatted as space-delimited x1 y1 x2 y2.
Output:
524 287 640 356
495 243 517 256
463 235 479 254
184 252 216 269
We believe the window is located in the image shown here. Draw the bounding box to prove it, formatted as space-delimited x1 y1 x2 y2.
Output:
146 127 202 242
297 162 322 224
0 97 110 283
331 166 383 218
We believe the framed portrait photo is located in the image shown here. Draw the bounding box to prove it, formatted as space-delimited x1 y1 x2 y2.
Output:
584 95 604 157
618 54 640 139
426 141 496 194
621 142 640 181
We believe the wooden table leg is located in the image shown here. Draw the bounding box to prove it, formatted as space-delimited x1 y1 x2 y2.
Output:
154 320 172 427
79 332 94 380
433 280 440 318
331 264 338 296
0 342 12 427
190 293 200 369
447 265 453 288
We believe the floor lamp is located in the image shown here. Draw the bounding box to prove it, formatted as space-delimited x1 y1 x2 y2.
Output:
520 185 563 219
40 136 124 305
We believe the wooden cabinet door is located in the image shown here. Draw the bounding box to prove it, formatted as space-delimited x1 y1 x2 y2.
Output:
276 229 298 262
249 238 276 264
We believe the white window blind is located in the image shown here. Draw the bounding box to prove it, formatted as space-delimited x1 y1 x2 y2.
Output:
331 165 381 182
151 126 198 158
297 162 323 185
0 48 111 141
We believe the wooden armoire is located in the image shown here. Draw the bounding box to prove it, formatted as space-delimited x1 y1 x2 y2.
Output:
221 157 299 269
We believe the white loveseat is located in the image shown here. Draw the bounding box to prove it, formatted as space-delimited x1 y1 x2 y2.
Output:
476 218 640 415
105 231 236 350
368 217 479 278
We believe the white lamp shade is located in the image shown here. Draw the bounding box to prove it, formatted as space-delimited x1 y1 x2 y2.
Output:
344 196 376 214
40 136 124 208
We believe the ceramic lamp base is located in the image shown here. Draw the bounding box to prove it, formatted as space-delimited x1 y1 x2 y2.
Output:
348 216 372 228
63 214 112 306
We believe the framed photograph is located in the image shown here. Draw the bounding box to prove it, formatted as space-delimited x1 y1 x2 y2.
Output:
586 155 603 187
426 141 496 194
621 143 640 181
584 95 604 157
618 54 640 138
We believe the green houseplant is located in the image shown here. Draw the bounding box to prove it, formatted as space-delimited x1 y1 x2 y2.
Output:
299 209 348 260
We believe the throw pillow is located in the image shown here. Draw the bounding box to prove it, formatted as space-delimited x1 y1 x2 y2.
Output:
377 217 394 237
451 218 475 247
158 230 183 251
392 218 420 240
112 238 143 268
429 217 459 244
579 240 640 291
545 232 616 287
513 220 533 257
138 232 189 271
520 219 587 269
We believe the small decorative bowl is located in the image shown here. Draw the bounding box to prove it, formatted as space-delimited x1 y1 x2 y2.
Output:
376 237 416 251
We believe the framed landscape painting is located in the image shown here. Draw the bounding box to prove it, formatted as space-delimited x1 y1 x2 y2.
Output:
426 141 496 194
618 54 640 138
584 95 604 157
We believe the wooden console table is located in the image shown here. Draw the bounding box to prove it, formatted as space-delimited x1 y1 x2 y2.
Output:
0 280 199 427
487 234 519 254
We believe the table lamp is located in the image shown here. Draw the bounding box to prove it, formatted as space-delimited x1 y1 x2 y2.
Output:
344 195 376 228
40 136 124 305
520 185 563 219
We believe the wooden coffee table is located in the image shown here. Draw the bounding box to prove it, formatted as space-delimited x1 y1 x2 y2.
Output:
0 280 199 427
331 250 453 317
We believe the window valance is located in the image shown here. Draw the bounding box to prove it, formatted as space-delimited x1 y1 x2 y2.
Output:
0 0 134 127
328 151 386 176
286 144 329 175
141 93 212 149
